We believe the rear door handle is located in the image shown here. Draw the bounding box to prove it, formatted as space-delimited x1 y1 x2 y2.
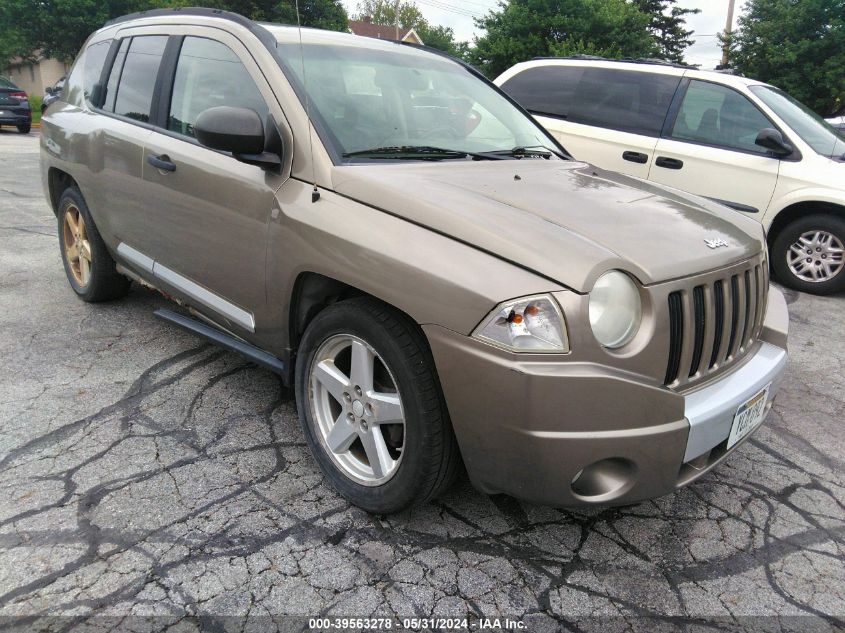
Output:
622 151 648 164
147 154 176 172
655 156 684 170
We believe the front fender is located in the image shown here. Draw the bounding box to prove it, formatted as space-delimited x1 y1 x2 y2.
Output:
261 180 565 355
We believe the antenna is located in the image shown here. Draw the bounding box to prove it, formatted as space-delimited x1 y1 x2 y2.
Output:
295 0 320 203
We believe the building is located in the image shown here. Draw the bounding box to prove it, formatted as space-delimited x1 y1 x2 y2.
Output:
3 55 70 97
348 17 423 44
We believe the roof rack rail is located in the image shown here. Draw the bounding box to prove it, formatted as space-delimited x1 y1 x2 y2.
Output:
105 6 257 28
531 55 696 70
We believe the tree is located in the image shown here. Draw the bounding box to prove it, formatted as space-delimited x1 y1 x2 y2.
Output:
470 0 659 78
0 0 347 64
353 0 468 59
353 0 424 29
632 0 699 63
729 0 845 116
416 23 469 59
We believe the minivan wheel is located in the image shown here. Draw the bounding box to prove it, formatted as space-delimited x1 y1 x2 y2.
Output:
771 214 845 295
17 124 31 134
294 297 460 513
58 187 131 302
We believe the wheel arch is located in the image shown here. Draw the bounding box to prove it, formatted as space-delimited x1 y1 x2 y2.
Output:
47 168 79 217
766 200 845 251
288 271 437 350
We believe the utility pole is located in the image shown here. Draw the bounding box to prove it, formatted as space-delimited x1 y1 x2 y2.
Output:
721 0 736 67
395 0 400 41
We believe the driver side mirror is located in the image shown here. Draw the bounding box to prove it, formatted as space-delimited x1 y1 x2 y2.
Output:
195 106 281 169
45 86 54 95
755 128 793 157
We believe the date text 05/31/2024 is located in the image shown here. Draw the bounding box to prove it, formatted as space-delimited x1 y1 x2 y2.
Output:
308 618 528 630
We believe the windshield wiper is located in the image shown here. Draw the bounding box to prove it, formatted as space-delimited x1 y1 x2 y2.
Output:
342 146 499 161
479 145 559 159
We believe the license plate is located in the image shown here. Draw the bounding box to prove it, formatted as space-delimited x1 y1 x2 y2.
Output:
727 384 770 449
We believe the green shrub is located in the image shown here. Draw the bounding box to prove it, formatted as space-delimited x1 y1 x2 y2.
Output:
28 95 42 125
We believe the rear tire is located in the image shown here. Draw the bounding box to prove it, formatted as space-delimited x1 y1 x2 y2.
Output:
17 124 30 134
58 187 130 302
771 214 845 295
294 297 460 513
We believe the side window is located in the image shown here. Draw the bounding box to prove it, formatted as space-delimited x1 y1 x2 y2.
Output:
82 40 111 106
109 35 168 122
499 66 583 119
167 37 269 139
671 80 772 153
566 68 680 137
102 38 129 112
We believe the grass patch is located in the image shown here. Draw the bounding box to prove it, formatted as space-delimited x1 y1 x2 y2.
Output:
28 95 42 125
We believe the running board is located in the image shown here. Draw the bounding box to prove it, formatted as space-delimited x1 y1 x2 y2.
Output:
154 309 286 377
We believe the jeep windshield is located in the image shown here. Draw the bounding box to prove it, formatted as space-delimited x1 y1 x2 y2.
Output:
273 32 564 162
750 85 845 159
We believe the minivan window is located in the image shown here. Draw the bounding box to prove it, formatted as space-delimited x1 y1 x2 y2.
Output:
671 80 771 154
499 66 583 119
750 85 845 158
567 68 680 137
276 40 558 160
111 36 168 122
83 40 111 106
168 37 269 139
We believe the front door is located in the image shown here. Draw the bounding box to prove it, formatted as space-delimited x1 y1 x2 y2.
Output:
140 33 285 335
648 79 781 215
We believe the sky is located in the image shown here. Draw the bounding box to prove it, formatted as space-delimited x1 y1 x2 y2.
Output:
340 0 744 70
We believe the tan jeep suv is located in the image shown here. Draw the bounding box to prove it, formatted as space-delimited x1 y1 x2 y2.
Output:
41 8 789 513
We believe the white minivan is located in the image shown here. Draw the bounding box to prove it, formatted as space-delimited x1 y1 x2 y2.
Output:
496 58 845 295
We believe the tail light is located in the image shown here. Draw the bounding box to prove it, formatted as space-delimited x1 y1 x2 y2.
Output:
10 91 27 99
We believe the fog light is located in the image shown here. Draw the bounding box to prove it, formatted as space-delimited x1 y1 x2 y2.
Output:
570 458 637 500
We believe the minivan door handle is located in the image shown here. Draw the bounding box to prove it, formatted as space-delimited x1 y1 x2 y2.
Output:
622 151 649 164
147 154 176 172
655 156 684 170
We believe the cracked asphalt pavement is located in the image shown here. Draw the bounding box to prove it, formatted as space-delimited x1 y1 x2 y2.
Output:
1 130 844 632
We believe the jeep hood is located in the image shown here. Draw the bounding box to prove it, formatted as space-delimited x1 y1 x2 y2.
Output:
331 160 765 292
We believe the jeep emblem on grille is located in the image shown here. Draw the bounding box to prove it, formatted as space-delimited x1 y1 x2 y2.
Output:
704 238 729 249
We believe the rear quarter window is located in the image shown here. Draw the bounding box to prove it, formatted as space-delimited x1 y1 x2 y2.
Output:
499 65 583 119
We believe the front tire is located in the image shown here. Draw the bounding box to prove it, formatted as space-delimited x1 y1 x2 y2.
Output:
771 214 845 295
294 297 460 513
58 187 130 302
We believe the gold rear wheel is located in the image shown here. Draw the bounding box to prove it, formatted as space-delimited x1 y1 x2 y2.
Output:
62 203 93 287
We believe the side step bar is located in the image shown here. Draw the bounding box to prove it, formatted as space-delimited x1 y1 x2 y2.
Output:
154 309 287 377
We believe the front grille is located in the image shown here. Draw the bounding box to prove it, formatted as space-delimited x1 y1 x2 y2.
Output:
665 259 767 388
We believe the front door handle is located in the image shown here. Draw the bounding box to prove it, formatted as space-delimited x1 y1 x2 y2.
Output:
622 150 648 164
655 156 684 170
147 154 176 172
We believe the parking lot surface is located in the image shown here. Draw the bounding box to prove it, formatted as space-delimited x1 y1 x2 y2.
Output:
1 131 844 632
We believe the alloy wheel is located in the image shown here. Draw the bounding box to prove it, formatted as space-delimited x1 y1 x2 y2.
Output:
308 334 405 486
62 204 93 286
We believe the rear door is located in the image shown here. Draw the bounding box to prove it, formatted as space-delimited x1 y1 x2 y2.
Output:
499 65 681 178
648 79 780 215
80 35 165 246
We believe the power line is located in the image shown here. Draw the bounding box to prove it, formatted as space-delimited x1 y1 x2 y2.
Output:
415 0 484 19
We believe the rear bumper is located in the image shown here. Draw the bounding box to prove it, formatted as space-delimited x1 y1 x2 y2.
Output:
0 110 31 125
424 286 789 507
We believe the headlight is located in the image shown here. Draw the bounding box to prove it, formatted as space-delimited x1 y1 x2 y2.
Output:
473 294 568 353
589 271 642 348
